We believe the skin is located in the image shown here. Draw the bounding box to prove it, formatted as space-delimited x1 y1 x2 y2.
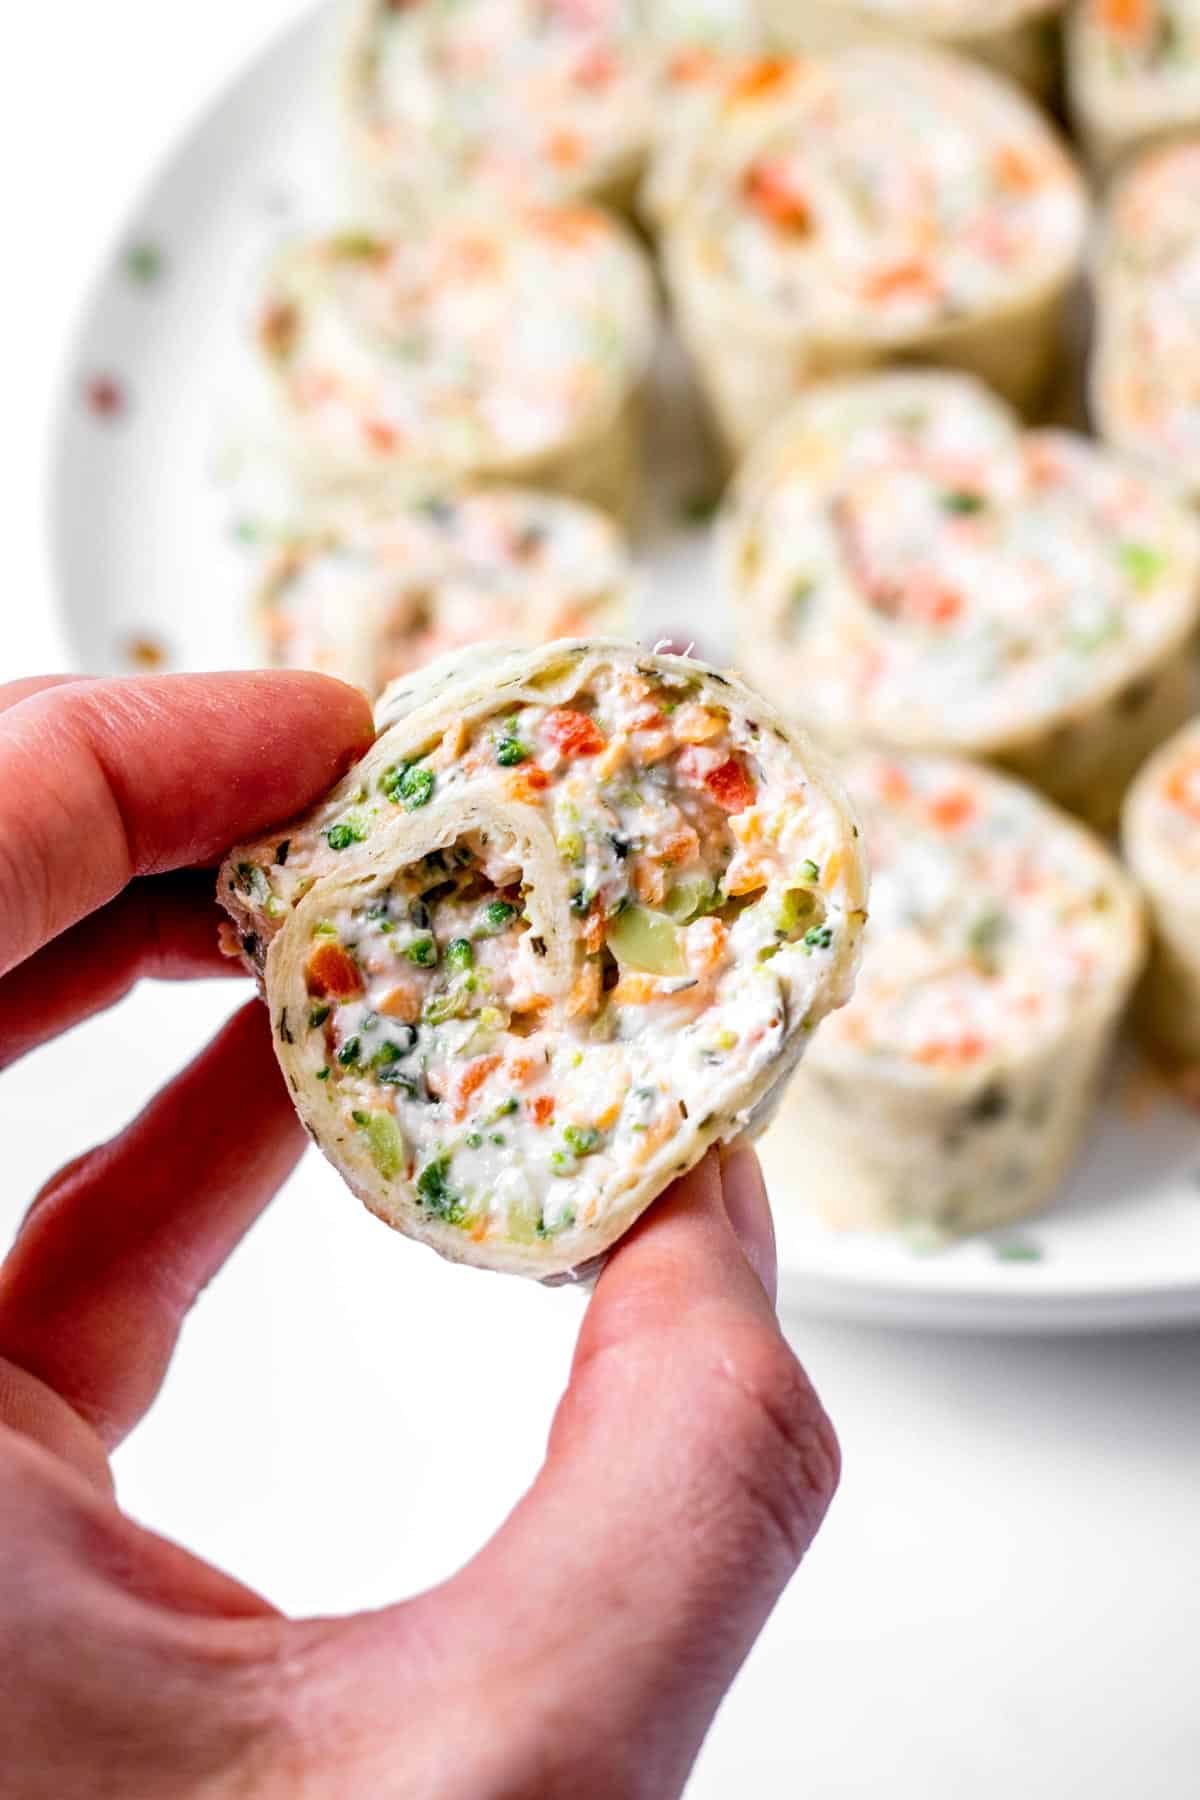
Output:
0 670 840 1800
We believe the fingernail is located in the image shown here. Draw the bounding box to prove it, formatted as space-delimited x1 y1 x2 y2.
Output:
720 1139 777 1306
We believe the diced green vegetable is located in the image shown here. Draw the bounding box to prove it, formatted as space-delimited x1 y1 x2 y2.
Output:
423 987 470 1024
331 231 384 260
563 1125 603 1157
354 1110 405 1180
1118 542 1167 591
664 874 717 924
446 938 474 970
496 737 528 766
326 814 368 851
800 859 820 883
381 762 434 809
802 925 834 953
235 862 271 903
777 888 819 937
405 936 438 967
482 900 517 934
941 489 986 515
967 909 1009 971
416 1154 467 1225
681 490 720 523
1069 611 1122 653
308 1004 330 1029
607 904 687 976
507 1198 542 1245
337 1037 361 1066
400 765 434 808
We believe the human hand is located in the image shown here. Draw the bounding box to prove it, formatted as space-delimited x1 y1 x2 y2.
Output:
0 672 839 1799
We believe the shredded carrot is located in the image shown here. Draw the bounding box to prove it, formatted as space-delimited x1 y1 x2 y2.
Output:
877 762 913 807
633 727 675 765
685 916 728 977
543 707 606 757
724 854 768 896
568 958 603 1019
305 942 364 1001
728 56 797 102
1025 441 1064 487
993 144 1040 192
442 236 501 279
595 734 629 781
530 1094 556 1126
573 45 616 87
629 1108 677 1166
1165 753 1200 821
914 1033 986 1069
611 973 660 1006
928 789 976 832
671 704 725 745
454 1055 502 1120
379 983 421 1023
364 419 399 454
652 826 701 868
548 129 585 168
530 207 602 246
1098 0 1152 39
506 766 551 804
705 756 757 814
743 160 812 233
861 260 936 304
667 45 720 83
631 858 666 906
583 906 606 955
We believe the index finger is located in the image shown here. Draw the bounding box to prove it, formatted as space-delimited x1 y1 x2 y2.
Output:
0 671 374 978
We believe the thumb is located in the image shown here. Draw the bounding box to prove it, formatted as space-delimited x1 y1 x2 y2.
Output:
307 1146 839 1799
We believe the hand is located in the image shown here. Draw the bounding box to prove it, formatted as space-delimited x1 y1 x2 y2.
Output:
0 672 839 1799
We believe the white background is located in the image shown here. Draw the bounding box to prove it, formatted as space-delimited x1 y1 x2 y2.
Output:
3 4 1199 1793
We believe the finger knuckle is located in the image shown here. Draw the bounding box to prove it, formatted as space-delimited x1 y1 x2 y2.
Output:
708 1321 840 1565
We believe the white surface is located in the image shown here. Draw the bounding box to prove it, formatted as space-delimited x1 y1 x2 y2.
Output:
3 4 1199 1795
49 0 1200 1333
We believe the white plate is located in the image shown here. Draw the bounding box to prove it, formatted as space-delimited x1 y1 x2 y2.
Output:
51 3 1200 1331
